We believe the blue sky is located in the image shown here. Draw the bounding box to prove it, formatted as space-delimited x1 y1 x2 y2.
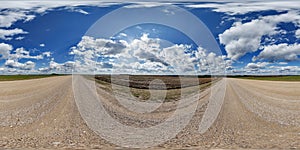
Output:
0 1 299 75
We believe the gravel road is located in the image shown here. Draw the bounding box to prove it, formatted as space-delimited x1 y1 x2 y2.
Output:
0 76 299 149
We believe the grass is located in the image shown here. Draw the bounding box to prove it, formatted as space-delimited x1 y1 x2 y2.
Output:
0 74 61 81
235 76 300 81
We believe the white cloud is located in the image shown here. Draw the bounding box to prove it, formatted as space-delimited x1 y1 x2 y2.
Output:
75 9 89 15
39 60 75 73
219 20 274 60
229 61 300 75
194 47 230 74
119 33 127 37
123 2 170 8
43 51 51 57
0 1 121 28
0 43 13 59
185 1 300 15
40 43 45 47
253 43 300 62
279 66 300 72
9 47 50 60
70 36 128 73
0 10 35 27
71 34 226 74
262 11 300 25
160 44 195 72
219 12 300 61
50 60 74 71
5 59 35 70
0 45 52 73
0 28 28 40
246 62 270 70
65 6 89 15
278 62 288 65
296 29 300 38
15 36 25 40
2 1 297 29
0 1 122 10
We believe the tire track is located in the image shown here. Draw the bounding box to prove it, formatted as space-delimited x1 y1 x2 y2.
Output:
0 76 299 149
228 78 300 126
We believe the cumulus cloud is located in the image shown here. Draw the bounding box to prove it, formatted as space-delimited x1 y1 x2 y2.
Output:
0 43 13 59
279 66 300 73
0 44 51 73
246 62 270 70
0 28 28 40
9 47 51 60
5 59 35 70
219 20 275 60
70 36 127 56
229 61 300 75
219 12 300 61
253 43 300 62
70 34 227 74
39 60 75 73
193 47 230 74
160 44 195 72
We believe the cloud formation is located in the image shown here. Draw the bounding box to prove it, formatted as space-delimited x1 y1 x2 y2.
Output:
186 1 300 15
0 28 28 40
70 34 227 74
246 62 269 70
5 60 35 70
0 10 35 28
254 43 300 62
38 60 75 73
0 43 13 59
219 20 274 60
296 29 300 38
219 12 300 61
0 43 51 73
0 1 299 75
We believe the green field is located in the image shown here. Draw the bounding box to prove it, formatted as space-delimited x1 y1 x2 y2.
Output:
0 74 60 81
235 76 300 81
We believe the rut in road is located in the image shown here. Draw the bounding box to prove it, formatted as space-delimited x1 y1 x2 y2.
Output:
0 76 299 149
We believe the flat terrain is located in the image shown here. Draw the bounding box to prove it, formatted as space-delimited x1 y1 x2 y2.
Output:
0 76 299 149
95 75 213 89
0 75 59 81
94 75 214 102
234 75 300 81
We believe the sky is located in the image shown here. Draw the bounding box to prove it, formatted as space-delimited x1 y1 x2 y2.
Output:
0 0 299 75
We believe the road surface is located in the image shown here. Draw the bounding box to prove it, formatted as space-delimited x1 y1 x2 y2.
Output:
0 76 299 149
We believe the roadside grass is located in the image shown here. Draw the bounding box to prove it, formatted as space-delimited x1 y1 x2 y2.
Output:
235 76 300 81
0 74 62 81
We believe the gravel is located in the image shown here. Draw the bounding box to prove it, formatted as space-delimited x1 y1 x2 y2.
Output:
0 76 299 149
